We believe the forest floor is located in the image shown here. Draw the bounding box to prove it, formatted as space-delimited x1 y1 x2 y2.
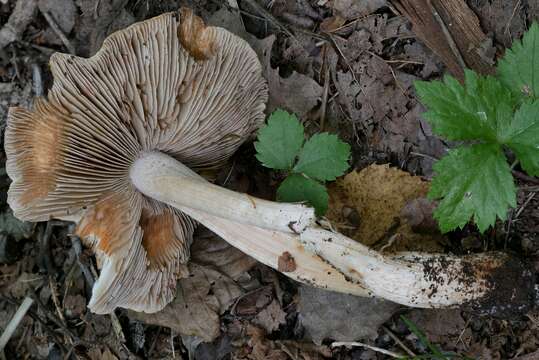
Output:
0 0 538 359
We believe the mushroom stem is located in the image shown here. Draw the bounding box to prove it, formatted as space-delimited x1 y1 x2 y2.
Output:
131 151 535 314
130 151 315 233
184 207 534 312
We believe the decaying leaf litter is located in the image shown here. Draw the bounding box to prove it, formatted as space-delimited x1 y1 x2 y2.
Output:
0 0 538 359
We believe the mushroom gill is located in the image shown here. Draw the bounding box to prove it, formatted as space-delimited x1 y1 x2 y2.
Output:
5 10 268 314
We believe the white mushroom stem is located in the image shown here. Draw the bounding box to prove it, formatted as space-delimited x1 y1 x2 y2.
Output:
182 207 371 298
131 152 315 233
131 151 535 312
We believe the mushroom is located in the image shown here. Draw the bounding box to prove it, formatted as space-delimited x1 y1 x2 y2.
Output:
5 9 535 315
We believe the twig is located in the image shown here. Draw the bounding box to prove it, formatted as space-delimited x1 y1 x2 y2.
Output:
18 41 56 55
49 276 67 327
31 63 43 97
241 0 295 39
319 45 331 131
0 297 33 352
0 0 38 50
382 325 416 356
171 329 176 358
41 10 76 55
409 151 440 162
512 170 539 185
428 1 466 70
148 327 162 357
504 0 522 45
110 312 126 343
38 222 55 275
0 296 68 353
28 289 82 344
69 235 95 289
515 192 536 220
331 341 404 358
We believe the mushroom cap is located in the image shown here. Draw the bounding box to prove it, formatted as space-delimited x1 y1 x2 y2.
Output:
5 9 268 313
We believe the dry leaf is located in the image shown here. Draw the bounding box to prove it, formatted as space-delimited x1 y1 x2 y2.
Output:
298 285 399 344
406 309 472 352
331 0 387 20
261 36 322 119
38 0 76 36
253 299 287 333
320 15 346 32
87 347 118 360
236 325 288 360
400 197 438 234
232 286 274 317
191 230 257 280
327 164 445 252
130 263 242 342
210 10 321 119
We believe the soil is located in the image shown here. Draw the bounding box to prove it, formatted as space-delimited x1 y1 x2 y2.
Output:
0 0 538 359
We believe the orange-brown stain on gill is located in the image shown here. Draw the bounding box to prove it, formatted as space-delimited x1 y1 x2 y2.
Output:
140 208 179 269
178 7 217 61
11 100 66 205
76 194 131 256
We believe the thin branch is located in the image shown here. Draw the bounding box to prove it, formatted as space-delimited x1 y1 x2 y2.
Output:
0 297 34 352
40 10 76 55
332 341 404 358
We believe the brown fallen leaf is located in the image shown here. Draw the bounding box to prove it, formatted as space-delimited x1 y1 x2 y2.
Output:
331 0 387 20
233 324 331 360
37 0 76 46
261 36 323 119
244 325 288 360
191 229 257 280
320 15 346 33
87 346 118 360
253 299 287 333
209 10 322 119
232 286 274 317
327 164 445 252
406 309 472 353
130 263 242 342
400 197 438 234
298 285 399 344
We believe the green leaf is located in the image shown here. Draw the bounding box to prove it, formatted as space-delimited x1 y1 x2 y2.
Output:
415 70 515 142
254 109 304 170
277 174 328 216
498 22 539 99
501 100 539 176
428 144 516 233
293 133 350 181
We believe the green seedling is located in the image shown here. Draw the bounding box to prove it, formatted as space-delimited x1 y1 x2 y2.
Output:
415 23 539 233
255 109 351 215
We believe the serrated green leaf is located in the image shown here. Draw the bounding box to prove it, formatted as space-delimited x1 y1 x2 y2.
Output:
293 133 350 181
277 174 328 216
415 70 516 142
500 100 539 176
254 109 305 170
497 23 539 99
428 144 516 233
